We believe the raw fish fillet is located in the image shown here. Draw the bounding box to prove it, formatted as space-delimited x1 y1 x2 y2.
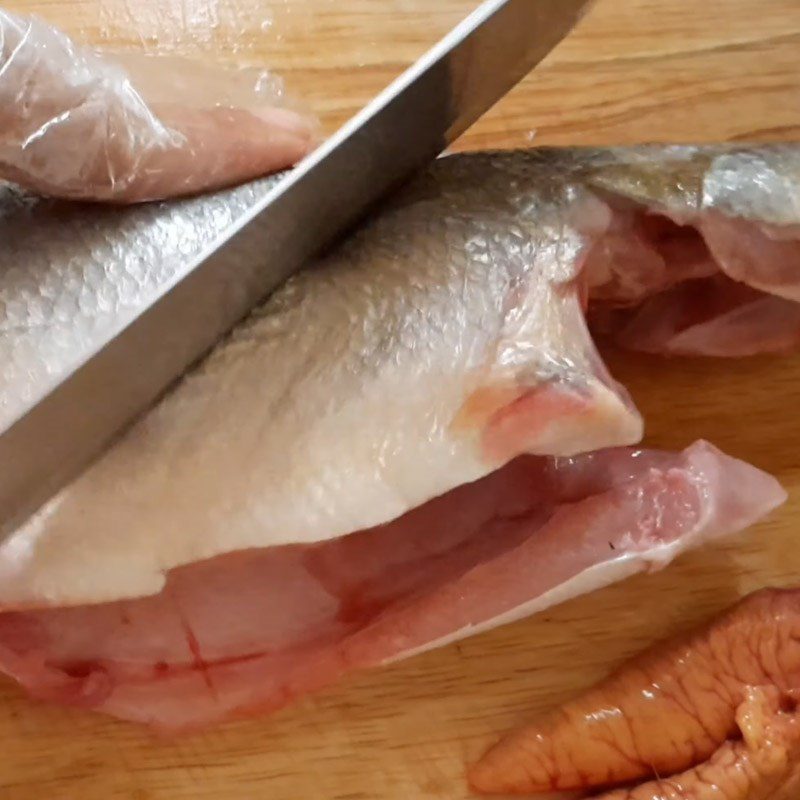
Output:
0 146 794 728
0 9 316 202
0 442 784 730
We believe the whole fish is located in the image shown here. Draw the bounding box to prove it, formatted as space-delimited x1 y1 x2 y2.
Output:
0 146 793 729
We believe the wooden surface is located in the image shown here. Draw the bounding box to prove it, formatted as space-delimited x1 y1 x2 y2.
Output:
2 1 800 798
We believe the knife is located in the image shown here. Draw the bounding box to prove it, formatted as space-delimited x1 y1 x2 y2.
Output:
0 0 593 538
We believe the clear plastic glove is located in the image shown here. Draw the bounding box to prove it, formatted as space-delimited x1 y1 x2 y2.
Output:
0 9 317 202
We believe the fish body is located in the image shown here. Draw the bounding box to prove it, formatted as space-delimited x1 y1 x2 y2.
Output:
0 145 795 728
1 150 645 606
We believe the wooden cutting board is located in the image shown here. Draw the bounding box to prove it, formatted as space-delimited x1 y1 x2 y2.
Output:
2 1 800 797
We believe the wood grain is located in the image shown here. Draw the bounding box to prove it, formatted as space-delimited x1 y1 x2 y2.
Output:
2 1 800 798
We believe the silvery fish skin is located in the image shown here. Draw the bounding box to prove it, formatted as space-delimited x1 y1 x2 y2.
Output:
0 145 798 608
582 144 800 226
0 176 282 428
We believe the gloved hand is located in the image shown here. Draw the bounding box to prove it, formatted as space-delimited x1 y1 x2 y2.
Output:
0 9 317 203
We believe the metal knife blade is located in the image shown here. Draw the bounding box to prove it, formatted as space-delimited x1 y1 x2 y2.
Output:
0 0 593 538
